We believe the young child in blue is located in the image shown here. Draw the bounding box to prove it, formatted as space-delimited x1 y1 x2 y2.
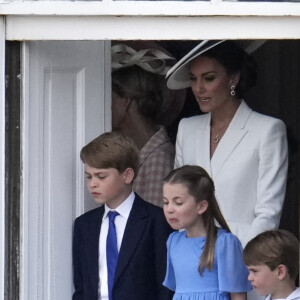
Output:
162 165 252 300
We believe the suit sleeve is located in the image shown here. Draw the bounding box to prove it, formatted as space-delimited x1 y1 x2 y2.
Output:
247 118 288 244
72 218 83 300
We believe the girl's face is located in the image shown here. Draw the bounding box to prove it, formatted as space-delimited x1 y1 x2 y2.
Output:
163 183 207 237
189 56 237 113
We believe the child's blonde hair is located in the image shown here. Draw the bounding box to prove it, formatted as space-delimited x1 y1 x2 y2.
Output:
163 165 231 274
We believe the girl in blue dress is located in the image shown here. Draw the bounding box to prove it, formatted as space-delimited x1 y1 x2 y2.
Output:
162 165 252 300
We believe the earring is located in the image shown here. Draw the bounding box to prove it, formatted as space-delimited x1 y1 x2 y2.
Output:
230 85 236 96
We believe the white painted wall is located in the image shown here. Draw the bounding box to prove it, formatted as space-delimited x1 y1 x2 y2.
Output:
20 41 111 300
0 16 5 300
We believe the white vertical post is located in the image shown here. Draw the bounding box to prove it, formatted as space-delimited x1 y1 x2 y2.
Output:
0 15 6 300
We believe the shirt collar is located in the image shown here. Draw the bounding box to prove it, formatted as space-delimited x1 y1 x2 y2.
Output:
103 191 135 220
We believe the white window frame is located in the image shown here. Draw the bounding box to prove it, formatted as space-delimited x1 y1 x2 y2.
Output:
0 16 5 300
1 1 300 40
1 0 300 297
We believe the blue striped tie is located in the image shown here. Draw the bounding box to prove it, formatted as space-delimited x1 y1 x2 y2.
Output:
106 211 119 300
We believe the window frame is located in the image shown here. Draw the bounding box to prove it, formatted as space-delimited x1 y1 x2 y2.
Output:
1 0 300 298
2 1 300 41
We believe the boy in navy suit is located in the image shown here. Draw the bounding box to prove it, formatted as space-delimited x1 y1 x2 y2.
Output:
72 131 173 300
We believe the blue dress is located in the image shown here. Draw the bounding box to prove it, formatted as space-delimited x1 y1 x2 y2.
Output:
163 228 252 300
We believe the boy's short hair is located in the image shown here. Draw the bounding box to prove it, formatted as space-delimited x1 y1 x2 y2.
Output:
243 230 299 280
80 131 140 179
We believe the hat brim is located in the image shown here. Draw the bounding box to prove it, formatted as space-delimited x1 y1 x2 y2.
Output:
166 39 265 90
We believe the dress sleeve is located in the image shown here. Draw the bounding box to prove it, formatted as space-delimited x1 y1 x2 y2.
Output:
217 232 252 293
162 233 176 292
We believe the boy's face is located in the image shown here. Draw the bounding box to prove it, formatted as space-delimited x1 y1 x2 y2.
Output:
85 164 132 209
247 264 279 297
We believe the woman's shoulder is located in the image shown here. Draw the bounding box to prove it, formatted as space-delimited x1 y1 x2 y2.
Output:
178 114 209 129
247 112 287 140
237 100 286 130
249 108 286 129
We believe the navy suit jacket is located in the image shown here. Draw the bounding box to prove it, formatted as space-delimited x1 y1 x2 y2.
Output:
72 193 173 300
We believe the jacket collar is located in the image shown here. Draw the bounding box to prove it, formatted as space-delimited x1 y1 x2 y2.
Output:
195 100 253 178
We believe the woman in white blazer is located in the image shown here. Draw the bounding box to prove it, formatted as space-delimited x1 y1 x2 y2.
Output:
167 40 288 247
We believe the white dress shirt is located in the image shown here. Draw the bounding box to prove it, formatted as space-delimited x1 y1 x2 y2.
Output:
98 192 135 300
265 287 300 300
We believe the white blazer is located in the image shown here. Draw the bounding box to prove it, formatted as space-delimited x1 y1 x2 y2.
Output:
175 100 288 246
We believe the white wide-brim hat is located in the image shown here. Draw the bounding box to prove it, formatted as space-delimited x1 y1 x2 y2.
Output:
166 39 265 90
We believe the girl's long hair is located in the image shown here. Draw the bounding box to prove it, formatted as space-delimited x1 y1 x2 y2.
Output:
163 165 231 274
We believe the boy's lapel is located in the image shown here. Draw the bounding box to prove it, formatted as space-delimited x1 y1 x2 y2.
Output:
114 195 148 283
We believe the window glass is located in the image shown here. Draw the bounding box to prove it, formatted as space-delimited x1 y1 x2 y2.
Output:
111 39 299 238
